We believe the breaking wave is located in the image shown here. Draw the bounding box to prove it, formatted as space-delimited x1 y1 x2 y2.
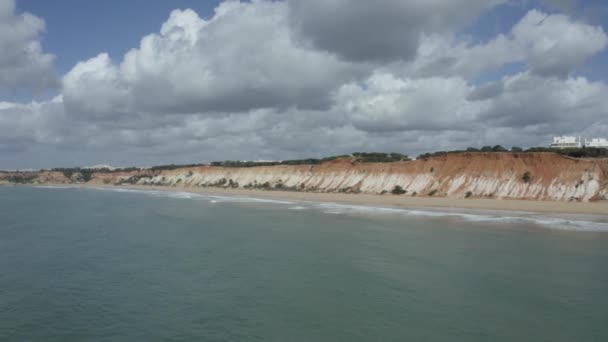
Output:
313 202 608 232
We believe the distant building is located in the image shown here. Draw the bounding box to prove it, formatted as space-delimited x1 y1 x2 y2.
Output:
550 136 581 149
585 138 608 148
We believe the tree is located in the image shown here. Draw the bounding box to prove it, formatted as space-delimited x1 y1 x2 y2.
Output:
62 170 74 178
80 169 94 182
480 146 493 152
511 147 523 152
492 145 508 152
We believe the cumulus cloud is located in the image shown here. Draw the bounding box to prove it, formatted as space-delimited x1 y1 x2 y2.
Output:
63 1 362 117
477 72 608 130
2 0 608 169
0 96 64 152
513 10 608 76
401 9 608 78
287 0 507 63
63 53 131 119
334 73 483 132
0 0 56 91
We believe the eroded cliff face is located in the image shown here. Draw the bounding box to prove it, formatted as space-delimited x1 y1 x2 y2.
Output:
2 153 608 202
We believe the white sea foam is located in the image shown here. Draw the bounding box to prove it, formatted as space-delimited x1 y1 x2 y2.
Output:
87 187 293 204
165 192 204 199
311 202 608 232
288 206 308 210
35 185 73 189
206 195 293 205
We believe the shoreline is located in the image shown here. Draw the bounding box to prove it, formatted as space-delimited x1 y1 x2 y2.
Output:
23 183 608 217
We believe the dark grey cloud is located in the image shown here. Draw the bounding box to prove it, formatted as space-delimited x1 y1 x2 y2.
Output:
467 82 504 101
287 0 506 63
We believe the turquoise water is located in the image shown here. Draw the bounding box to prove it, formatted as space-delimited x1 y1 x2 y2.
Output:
1 186 607 341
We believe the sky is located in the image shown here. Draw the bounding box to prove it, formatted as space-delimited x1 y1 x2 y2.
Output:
1 0 607 169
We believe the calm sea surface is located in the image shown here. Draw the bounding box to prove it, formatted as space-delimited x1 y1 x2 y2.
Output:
1 186 607 341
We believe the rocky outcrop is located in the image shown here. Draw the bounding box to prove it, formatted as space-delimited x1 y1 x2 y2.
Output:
2 153 608 202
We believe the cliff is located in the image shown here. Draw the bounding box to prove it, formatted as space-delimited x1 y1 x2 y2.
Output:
2 152 608 202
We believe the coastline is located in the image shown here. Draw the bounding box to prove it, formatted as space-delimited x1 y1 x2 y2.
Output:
25 183 608 217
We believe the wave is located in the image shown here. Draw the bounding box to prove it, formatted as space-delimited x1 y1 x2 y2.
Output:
288 206 308 210
32 185 608 232
312 202 608 232
34 185 74 189
206 195 293 205
84 186 295 204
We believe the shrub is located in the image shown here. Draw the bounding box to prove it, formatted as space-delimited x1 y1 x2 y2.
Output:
391 185 407 195
522 171 532 183
151 163 206 171
6 174 37 184
418 151 447 159
353 152 410 163
428 189 438 196
465 191 473 198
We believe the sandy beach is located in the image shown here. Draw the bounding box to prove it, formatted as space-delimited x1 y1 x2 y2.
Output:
39 183 608 216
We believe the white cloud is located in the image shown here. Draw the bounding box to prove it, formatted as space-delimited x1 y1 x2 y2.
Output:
400 9 608 78
63 1 363 117
0 96 64 151
2 0 608 169
513 10 608 76
0 0 56 91
477 72 608 130
334 73 484 132
63 53 130 118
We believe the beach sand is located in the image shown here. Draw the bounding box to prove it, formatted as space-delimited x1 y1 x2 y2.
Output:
47 184 608 216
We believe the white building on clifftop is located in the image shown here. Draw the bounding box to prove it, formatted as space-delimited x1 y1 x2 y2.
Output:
585 138 608 148
550 136 581 149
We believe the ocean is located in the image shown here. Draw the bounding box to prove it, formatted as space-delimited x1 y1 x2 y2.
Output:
1 186 607 341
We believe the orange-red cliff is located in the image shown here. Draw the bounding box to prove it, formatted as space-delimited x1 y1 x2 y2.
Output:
2 153 607 202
